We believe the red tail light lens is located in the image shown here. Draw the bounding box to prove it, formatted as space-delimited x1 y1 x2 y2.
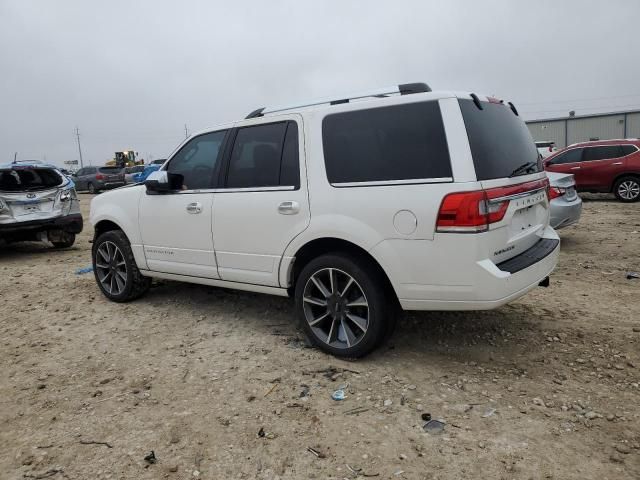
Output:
95 174 104 180
548 186 565 199
436 178 549 233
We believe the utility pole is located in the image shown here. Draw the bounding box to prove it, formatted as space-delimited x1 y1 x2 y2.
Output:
74 127 84 169
184 124 189 139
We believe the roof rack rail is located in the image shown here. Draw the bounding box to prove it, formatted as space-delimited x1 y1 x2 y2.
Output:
244 82 431 119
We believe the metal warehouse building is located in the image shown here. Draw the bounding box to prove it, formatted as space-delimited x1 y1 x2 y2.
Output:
526 110 640 148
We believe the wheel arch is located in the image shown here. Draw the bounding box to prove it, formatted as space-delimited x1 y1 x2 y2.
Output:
611 172 640 192
286 237 400 305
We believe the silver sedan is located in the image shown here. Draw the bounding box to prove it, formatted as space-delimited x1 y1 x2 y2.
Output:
547 171 582 229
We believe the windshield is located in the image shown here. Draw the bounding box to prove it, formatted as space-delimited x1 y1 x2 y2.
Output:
0 167 64 191
459 99 541 180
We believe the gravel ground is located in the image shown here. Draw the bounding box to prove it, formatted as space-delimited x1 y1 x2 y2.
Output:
1 193 639 480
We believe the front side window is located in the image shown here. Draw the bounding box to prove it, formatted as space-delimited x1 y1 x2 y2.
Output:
322 101 452 184
582 146 623 162
166 130 227 190
549 148 583 165
621 145 638 156
226 121 299 189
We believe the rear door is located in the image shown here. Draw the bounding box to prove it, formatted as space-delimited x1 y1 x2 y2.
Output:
212 116 310 287
578 145 625 190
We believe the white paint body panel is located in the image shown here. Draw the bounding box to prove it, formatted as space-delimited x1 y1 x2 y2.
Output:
89 90 559 310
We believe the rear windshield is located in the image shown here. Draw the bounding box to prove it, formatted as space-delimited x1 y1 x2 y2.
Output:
459 99 541 180
98 167 123 174
0 167 63 191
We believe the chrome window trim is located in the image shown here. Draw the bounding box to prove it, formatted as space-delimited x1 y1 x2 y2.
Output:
157 185 297 195
331 177 453 188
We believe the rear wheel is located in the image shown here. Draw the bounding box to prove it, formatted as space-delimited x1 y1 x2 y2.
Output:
51 232 75 248
92 230 150 302
614 176 640 202
295 253 389 358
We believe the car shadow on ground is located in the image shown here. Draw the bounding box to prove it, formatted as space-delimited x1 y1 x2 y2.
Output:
142 279 542 363
0 241 80 258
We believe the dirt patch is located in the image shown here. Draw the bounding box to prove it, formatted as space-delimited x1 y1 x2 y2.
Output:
1 193 639 479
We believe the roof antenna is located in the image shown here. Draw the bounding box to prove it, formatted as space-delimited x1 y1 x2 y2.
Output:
13 152 17 164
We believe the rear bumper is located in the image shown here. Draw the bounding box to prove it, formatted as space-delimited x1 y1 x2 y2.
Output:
550 196 582 229
372 226 560 311
0 213 83 235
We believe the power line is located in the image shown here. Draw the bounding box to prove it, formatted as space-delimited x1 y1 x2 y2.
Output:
74 126 84 169
518 92 640 107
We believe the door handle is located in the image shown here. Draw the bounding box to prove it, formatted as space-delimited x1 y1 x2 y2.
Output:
186 202 202 214
570 166 581 170
278 201 299 215
612 162 623 165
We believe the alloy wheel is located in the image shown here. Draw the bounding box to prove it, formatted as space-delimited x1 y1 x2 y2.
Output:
618 180 640 200
302 268 369 349
95 241 127 295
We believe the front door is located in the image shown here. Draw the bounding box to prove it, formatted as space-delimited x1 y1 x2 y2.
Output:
139 129 229 278
212 117 310 287
545 147 584 186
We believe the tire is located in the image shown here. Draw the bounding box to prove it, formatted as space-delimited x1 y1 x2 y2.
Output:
92 230 150 302
88 182 97 194
51 232 75 249
613 176 640 202
294 253 390 358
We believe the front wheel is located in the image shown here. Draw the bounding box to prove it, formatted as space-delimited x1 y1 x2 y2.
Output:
295 253 390 358
88 182 97 194
92 230 150 302
614 176 640 202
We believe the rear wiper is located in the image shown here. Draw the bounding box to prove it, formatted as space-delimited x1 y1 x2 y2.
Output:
509 161 537 178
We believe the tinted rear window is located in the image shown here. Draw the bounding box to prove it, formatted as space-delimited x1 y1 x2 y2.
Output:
0 167 63 191
98 167 123 174
322 101 452 184
459 99 541 180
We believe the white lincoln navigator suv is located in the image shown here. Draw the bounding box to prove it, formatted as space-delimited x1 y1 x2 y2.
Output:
90 83 559 357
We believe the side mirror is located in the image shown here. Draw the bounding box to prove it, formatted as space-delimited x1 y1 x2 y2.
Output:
145 170 171 193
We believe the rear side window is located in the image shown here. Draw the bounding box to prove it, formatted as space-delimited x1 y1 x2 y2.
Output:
0 168 63 191
549 148 583 165
226 121 299 189
459 99 541 180
582 146 623 161
322 102 452 184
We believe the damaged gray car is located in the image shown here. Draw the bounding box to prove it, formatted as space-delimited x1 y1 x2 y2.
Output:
0 161 82 248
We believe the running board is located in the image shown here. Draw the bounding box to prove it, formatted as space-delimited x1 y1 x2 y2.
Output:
139 270 290 297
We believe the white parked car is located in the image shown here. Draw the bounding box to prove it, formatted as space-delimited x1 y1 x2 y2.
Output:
535 141 557 159
90 83 560 357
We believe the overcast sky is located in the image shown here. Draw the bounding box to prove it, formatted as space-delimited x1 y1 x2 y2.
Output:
2 0 639 167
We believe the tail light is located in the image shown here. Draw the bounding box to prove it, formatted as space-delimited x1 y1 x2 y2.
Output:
548 186 566 199
95 174 104 180
436 178 549 233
